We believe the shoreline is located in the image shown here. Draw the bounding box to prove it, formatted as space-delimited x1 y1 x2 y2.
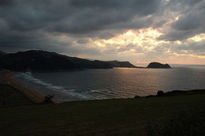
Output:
134 89 205 98
0 70 46 104
1 70 205 104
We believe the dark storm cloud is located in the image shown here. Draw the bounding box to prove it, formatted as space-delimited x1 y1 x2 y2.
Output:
0 0 14 6
47 0 160 34
170 41 205 56
0 0 161 52
159 0 205 41
1 0 160 34
0 0 205 61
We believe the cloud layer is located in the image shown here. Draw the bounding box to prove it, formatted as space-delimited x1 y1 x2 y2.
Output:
0 0 205 64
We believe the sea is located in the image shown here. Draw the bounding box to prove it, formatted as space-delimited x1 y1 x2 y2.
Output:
13 64 205 102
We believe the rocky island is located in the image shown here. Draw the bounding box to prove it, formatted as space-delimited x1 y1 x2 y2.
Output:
147 62 171 68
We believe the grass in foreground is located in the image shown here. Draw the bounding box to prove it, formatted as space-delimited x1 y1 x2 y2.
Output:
0 84 205 136
0 84 33 107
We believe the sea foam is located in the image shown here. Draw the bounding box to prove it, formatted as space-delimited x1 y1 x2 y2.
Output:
13 72 95 101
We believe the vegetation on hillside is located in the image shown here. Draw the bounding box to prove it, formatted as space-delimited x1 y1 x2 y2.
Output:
0 50 136 71
0 84 32 107
0 84 205 136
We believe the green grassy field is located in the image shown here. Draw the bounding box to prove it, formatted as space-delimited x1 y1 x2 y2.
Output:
0 84 205 136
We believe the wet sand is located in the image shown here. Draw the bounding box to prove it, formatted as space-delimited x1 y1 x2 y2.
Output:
0 70 45 103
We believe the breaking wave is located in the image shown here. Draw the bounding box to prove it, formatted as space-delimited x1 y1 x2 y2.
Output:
13 72 95 101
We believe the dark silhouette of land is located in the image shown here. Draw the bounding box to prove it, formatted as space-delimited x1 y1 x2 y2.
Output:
0 50 175 71
107 60 137 68
1 82 205 136
134 89 205 98
0 51 6 57
147 62 171 68
0 84 33 107
156 89 205 96
0 50 136 72
1 69 205 136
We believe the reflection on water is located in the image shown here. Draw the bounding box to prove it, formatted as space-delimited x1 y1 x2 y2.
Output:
14 66 205 102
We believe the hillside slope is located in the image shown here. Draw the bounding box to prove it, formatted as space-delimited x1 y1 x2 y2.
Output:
0 50 136 71
0 92 205 136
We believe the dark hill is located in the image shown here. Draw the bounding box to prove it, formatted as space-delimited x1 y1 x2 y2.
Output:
147 62 171 68
0 51 6 57
107 61 136 68
0 50 136 71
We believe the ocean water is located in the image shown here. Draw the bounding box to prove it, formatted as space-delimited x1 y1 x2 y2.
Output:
13 65 205 102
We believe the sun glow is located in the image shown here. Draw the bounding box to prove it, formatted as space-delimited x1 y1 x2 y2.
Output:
94 28 165 50
173 52 205 59
88 28 205 65
188 33 205 42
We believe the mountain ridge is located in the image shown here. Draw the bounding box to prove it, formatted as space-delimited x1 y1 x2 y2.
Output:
0 50 136 71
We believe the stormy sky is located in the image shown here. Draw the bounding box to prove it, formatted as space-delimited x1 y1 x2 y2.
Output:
0 0 205 65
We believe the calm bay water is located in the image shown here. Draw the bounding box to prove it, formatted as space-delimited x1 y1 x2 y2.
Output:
13 65 205 102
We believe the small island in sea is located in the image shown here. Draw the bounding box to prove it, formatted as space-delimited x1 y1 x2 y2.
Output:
1 0 205 135
147 62 171 69
0 49 205 136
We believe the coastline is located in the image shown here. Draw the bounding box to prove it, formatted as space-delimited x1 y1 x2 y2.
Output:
0 70 46 104
1 87 205 136
1 70 205 104
134 89 205 98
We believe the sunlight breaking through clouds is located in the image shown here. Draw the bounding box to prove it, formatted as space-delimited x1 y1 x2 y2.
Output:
0 0 205 65
188 34 205 42
92 28 168 51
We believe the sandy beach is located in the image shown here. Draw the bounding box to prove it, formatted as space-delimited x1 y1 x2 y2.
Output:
0 70 45 103
1 70 205 136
